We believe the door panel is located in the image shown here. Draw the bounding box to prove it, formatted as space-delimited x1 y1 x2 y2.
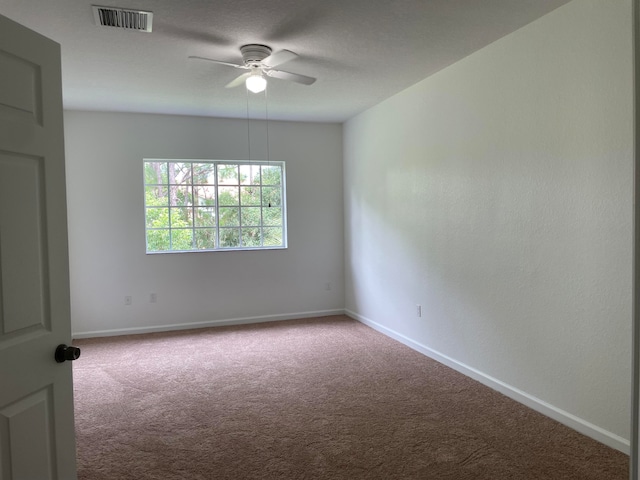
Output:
0 153 48 337
0 388 55 480
0 49 42 123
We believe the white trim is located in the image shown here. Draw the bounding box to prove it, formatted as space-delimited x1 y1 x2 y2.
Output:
73 306 630 453
346 309 630 454
631 0 639 477
72 309 345 339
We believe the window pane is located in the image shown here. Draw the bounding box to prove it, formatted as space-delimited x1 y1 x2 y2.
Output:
218 164 239 185
262 187 281 207
218 186 239 206
169 162 192 185
194 185 216 206
170 207 193 228
241 228 261 247
219 228 240 248
240 164 261 185
261 166 281 185
263 207 282 226
146 208 169 228
171 228 194 251
145 186 169 206
169 186 193 206
145 162 167 185
195 228 216 249
241 207 261 226
240 186 261 206
219 207 239 227
147 229 170 251
193 163 216 185
194 207 216 227
263 227 283 247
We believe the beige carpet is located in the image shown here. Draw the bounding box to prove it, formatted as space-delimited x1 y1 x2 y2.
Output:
72 315 628 479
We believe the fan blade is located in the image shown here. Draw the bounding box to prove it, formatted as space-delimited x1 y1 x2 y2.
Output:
188 56 247 69
267 69 316 85
262 49 298 68
225 72 252 88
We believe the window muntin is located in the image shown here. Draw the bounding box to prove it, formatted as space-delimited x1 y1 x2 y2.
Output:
144 160 286 253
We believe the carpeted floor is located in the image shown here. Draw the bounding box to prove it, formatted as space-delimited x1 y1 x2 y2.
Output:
72 315 628 479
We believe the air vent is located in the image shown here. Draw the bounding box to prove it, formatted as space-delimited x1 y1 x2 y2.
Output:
92 5 153 32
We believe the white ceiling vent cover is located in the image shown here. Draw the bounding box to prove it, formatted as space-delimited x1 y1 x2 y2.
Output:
92 5 153 32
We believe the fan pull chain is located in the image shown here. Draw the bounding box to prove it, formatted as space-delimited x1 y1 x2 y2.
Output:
246 87 251 161
265 85 271 208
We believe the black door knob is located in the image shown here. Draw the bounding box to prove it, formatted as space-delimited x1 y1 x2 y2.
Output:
55 344 81 363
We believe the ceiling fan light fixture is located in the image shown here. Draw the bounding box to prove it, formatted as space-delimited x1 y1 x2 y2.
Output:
246 73 267 93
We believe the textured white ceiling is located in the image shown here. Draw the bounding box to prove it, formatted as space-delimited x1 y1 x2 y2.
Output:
0 0 571 122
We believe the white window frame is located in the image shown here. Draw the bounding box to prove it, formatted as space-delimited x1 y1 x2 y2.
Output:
144 159 287 253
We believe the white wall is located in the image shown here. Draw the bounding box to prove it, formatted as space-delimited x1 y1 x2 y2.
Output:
64 111 344 337
344 0 632 451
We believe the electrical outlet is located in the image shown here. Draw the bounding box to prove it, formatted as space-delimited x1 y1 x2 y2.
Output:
150 293 157 303
416 304 422 317
125 296 132 306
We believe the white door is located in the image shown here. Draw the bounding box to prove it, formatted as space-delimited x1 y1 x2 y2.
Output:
0 13 78 480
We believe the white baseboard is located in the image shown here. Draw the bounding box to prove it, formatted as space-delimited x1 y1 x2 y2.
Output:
72 309 345 339
345 309 630 455
73 307 629 453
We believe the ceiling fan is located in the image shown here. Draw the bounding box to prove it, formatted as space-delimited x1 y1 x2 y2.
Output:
189 44 316 93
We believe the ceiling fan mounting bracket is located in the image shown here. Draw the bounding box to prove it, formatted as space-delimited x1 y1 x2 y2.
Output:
240 44 272 67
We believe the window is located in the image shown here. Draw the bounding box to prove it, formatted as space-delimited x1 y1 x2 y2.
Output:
144 160 286 253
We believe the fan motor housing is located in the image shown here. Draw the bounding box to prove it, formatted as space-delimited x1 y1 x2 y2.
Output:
240 44 272 66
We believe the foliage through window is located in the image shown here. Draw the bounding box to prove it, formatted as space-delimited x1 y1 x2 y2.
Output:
144 160 286 252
